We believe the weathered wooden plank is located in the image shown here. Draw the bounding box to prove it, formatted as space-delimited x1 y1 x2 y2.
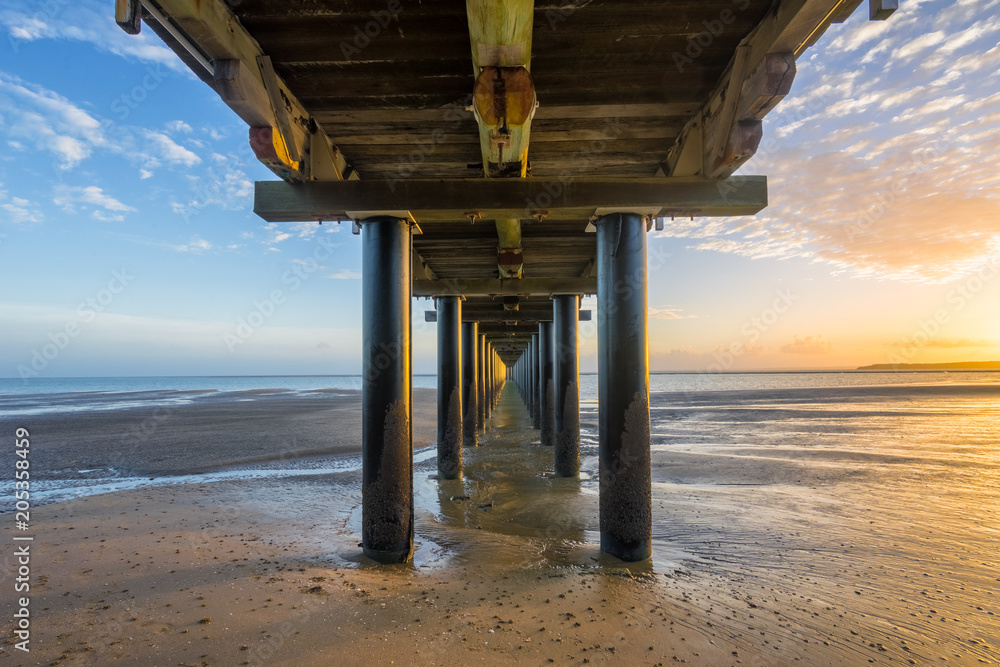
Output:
327 120 683 146
342 139 671 159
115 0 141 34
231 0 768 19
315 103 700 125
299 83 713 111
869 0 898 20
257 55 301 163
666 0 840 179
413 278 598 298
349 161 658 180
254 176 768 223
283 67 719 101
248 29 747 66
477 322 558 334
263 50 733 77
461 310 562 322
830 0 865 22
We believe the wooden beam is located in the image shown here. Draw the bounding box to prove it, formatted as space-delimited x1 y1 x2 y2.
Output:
412 278 597 298
830 0 865 22
704 44 752 176
142 0 353 183
869 0 898 20
462 310 554 322
115 0 141 34
454 308 592 323
476 322 549 335
314 103 699 126
664 0 853 180
670 51 796 179
254 176 768 223
467 1 536 277
256 55 300 163
413 249 438 281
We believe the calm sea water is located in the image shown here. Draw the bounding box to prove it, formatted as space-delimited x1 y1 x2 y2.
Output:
3 371 999 416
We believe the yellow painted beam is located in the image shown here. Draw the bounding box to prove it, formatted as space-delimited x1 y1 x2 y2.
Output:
467 0 535 278
466 0 537 179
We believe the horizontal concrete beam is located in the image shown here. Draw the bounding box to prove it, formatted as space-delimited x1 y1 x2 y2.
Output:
254 176 768 223
476 322 544 335
413 278 597 298
425 309 592 323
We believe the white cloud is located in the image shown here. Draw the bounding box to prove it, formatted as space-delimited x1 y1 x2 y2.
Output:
647 306 697 320
170 154 254 220
892 95 967 124
172 236 213 253
328 269 361 279
144 131 201 167
894 30 947 61
0 74 199 176
166 120 193 134
0 192 43 224
0 1 185 72
91 210 125 222
0 73 106 168
53 185 135 216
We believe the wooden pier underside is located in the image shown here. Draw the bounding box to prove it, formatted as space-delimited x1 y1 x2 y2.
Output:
128 0 872 361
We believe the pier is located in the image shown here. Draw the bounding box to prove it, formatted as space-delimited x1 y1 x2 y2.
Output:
118 0 896 563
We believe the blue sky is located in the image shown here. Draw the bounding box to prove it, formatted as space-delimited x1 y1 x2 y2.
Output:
1 0 999 378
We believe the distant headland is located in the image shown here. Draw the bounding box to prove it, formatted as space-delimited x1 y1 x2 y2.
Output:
857 361 1000 370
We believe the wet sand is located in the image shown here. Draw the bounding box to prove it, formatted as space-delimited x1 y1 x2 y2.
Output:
2 383 998 666
13 388 438 478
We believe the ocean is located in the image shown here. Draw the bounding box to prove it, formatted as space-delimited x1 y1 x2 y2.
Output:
5 370 1000 415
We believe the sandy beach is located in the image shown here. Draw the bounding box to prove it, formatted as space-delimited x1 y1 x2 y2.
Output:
2 382 998 666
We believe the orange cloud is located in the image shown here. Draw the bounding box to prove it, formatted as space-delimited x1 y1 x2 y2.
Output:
888 338 995 349
657 8 1000 285
781 335 833 355
648 306 697 320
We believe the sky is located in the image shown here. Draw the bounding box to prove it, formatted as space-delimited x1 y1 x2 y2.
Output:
0 0 999 378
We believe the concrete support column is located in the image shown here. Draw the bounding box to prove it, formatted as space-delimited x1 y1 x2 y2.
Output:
517 348 528 406
493 350 504 410
524 339 530 424
553 294 580 476
524 349 529 408
539 320 554 446
521 354 525 401
360 216 413 564
596 212 651 562
478 334 487 430
517 354 524 402
494 351 501 407
436 296 462 480
462 322 479 447
517 354 523 400
531 333 540 429
486 343 493 418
